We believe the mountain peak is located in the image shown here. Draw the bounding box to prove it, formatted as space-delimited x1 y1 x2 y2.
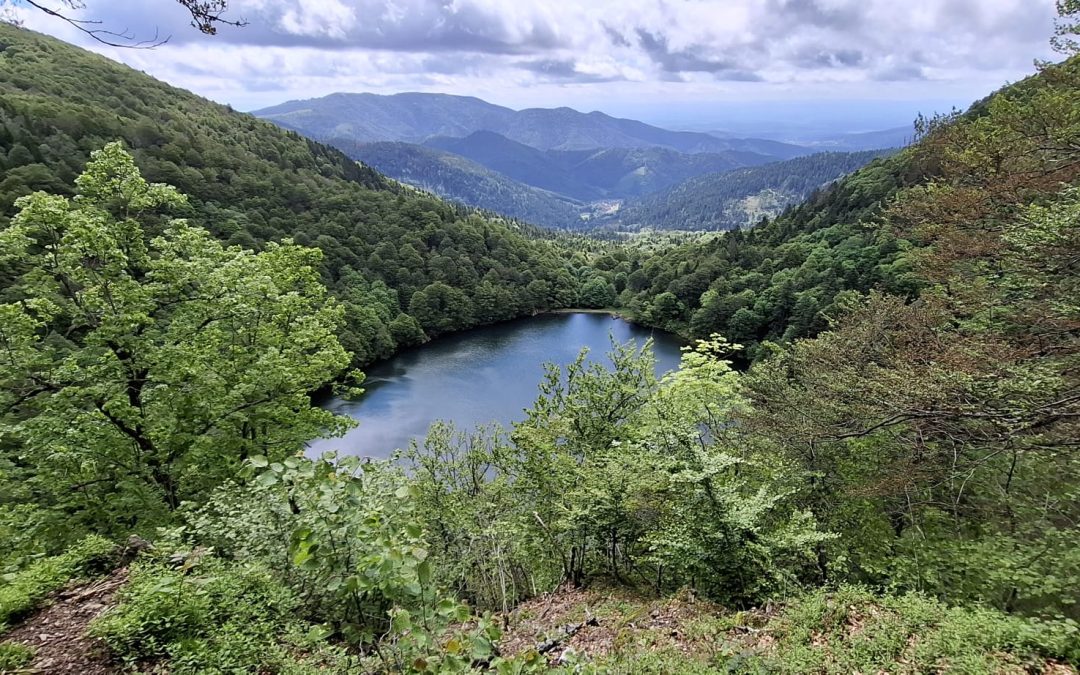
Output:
253 91 811 156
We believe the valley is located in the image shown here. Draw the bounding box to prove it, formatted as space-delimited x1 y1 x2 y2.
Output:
254 93 901 231
0 5 1078 675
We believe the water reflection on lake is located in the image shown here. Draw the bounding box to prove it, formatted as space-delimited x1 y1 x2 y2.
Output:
308 312 683 459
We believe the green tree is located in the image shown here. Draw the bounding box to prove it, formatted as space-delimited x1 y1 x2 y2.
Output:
578 277 616 309
407 282 474 335
388 313 427 347
647 291 684 327
0 143 352 531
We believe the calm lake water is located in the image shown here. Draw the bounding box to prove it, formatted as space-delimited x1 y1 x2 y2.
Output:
308 312 684 459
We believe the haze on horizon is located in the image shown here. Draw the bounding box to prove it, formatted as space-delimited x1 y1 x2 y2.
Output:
9 0 1061 137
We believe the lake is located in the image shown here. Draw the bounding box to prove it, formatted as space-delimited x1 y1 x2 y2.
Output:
308 312 684 459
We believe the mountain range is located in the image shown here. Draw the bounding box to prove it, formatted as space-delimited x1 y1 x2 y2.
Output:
254 92 905 230
422 131 771 200
612 149 894 231
333 139 586 229
253 92 812 156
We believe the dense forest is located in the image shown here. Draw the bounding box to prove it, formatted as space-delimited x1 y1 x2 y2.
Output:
420 135 772 201
1 12 1080 675
613 149 895 231
0 24 594 367
335 139 587 230
333 131 833 231
253 91 810 157
596 150 920 359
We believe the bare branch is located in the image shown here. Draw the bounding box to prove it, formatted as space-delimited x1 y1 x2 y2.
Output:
4 0 246 48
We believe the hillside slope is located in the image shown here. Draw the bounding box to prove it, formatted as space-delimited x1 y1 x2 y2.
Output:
332 131 787 228
422 131 768 200
616 149 893 231
2 24 1078 675
342 140 585 229
253 91 811 156
0 25 587 365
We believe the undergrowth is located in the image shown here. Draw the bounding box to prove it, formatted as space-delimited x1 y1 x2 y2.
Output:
0 535 114 629
89 550 351 674
0 641 34 670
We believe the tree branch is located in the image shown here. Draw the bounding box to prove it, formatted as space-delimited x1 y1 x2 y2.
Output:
12 0 247 49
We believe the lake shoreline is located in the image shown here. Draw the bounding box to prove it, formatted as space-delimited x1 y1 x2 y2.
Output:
545 307 629 317
309 312 686 459
314 309 681 402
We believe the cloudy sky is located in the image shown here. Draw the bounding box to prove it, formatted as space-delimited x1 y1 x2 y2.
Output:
14 0 1061 133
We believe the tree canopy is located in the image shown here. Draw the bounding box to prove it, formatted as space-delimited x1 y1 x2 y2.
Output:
0 142 352 532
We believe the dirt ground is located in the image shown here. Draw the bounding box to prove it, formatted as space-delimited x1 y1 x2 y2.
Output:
1 569 127 674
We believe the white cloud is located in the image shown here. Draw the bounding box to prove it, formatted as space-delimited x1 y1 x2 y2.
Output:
10 0 1061 125
277 0 357 39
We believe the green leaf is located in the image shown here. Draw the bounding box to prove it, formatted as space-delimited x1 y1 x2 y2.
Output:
292 542 314 567
249 455 269 468
436 599 459 617
417 559 432 586
306 623 334 642
391 609 412 633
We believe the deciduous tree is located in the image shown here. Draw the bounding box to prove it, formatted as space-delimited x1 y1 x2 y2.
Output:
0 143 352 531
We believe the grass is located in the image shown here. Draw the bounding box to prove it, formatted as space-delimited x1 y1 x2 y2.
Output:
0 642 34 670
755 586 1080 674
0 535 114 630
500 584 1079 673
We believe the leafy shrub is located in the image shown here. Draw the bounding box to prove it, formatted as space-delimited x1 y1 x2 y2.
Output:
0 534 114 627
0 642 33 670
410 339 829 609
759 586 1080 673
90 550 312 673
190 454 551 673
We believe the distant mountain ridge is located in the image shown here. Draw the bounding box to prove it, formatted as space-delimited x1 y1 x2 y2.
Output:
613 149 895 231
422 130 770 201
253 92 812 156
254 91 896 230
332 139 586 229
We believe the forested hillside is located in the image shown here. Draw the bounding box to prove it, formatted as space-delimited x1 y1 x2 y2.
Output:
254 91 810 156
0 24 588 366
329 128 873 231
615 149 893 231
423 132 772 201
337 139 586 229
342 132 792 229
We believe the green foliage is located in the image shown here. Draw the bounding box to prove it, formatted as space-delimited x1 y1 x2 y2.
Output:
406 422 561 612
585 152 921 352
0 19 1078 675
0 641 33 670
89 550 340 674
739 55 1080 620
0 535 113 628
0 143 353 537
1052 0 1080 55
0 24 591 368
188 453 535 673
577 277 616 308
618 149 894 232
757 586 1079 673
410 339 828 609
342 140 587 230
